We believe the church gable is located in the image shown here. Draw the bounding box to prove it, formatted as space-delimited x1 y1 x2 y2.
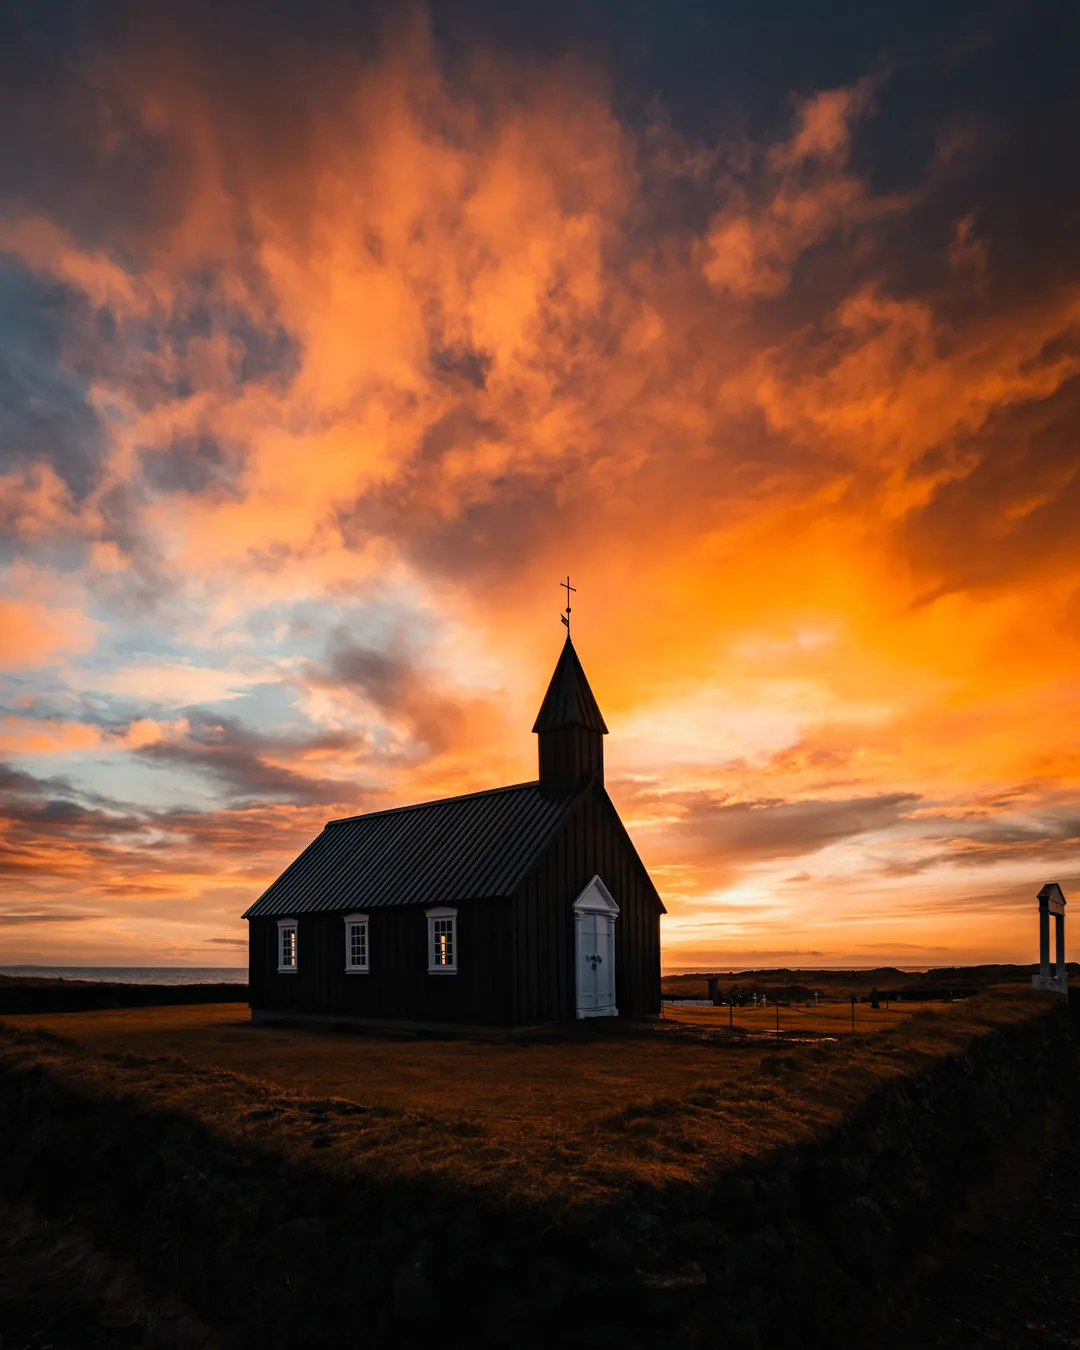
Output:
573 875 620 915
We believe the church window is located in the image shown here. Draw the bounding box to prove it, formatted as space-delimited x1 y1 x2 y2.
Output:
277 919 298 973
426 907 457 973
344 913 369 972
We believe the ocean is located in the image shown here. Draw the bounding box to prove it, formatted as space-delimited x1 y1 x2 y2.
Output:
0 966 248 985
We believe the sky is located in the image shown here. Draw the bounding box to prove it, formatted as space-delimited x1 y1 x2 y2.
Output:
1 0 1079 970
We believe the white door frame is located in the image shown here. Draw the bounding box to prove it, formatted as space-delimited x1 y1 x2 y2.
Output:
573 875 619 1019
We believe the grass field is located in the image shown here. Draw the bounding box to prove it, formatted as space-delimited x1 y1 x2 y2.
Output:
0 998 945 1123
0 1002 774 1127
0 992 1055 1209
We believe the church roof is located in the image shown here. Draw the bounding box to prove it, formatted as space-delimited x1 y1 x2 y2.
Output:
531 637 608 735
242 781 584 918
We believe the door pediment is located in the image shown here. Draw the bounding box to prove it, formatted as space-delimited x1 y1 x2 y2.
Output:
573 874 620 917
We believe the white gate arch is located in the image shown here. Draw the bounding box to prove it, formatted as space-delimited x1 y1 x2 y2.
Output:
573 875 619 1019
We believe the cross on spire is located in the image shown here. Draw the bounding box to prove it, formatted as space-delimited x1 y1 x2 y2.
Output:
560 576 576 635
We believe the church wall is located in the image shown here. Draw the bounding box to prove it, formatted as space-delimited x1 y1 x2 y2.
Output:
246 785 662 1029
512 781 662 1024
248 898 515 1026
537 723 604 799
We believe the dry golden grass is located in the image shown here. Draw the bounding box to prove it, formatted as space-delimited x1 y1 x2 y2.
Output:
1 1002 765 1127
0 992 1056 1214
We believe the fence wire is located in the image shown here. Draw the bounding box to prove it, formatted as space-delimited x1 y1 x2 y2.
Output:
659 998 958 1037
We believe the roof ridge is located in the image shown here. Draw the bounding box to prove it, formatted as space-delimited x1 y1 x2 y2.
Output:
325 779 542 828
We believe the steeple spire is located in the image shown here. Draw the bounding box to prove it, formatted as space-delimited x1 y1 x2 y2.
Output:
532 637 608 736
533 635 607 798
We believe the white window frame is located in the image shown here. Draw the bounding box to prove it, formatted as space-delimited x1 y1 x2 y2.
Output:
343 912 369 973
277 918 298 974
426 906 458 974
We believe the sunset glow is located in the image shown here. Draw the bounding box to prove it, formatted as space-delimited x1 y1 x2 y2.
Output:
2 4 1078 969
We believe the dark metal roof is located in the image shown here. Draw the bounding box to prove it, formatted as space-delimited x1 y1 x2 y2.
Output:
243 781 581 918
531 637 608 735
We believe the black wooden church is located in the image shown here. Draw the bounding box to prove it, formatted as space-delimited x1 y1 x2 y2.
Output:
243 634 664 1031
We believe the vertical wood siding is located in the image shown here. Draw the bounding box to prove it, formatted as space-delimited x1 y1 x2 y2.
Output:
511 779 662 1024
537 723 604 798
249 899 513 1025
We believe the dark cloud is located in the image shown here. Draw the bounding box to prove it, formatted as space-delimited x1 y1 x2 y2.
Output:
151 273 300 400
342 461 582 590
0 261 107 498
134 711 364 806
90 480 173 611
877 809 1080 876
0 756 350 898
663 791 922 865
323 642 412 710
0 3 190 256
140 432 246 498
312 634 474 756
0 761 131 815
0 762 149 876
903 373 1080 595
1 796 144 837
430 344 494 390
0 912 99 925
0 757 155 881
0 762 67 797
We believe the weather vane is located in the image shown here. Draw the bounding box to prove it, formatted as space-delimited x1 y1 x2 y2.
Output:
560 576 576 635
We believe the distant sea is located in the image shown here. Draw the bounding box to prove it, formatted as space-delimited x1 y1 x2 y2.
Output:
0 966 248 985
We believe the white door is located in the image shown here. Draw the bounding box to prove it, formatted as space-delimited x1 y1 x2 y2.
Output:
577 911 600 1013
575 892 617 1018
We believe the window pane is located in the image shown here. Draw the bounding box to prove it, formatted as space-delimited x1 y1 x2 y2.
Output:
432 917 454 965
348 922 367 967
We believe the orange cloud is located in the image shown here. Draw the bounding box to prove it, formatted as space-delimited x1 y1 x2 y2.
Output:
0 599 96 668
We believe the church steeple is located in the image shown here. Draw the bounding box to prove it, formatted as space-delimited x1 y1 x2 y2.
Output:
533 637 607 799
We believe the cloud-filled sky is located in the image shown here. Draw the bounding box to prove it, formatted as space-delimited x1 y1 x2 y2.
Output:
2 0 1078 969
